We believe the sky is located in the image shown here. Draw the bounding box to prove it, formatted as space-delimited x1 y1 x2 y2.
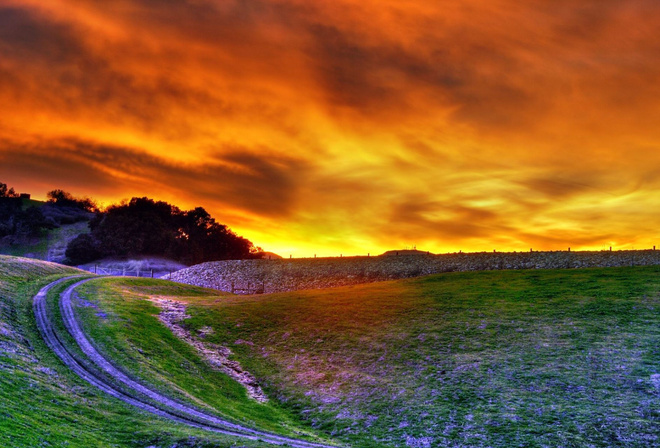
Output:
1 0 660 257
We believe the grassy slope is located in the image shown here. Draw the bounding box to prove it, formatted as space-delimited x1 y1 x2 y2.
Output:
0 221 89 261
171 267 660 448
11 257 658 447
72 277 329 444
0 198 91 261
0 255 272 448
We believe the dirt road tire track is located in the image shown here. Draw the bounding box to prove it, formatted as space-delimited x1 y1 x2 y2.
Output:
34 276 342 448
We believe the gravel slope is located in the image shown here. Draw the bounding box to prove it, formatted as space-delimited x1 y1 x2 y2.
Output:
169 250 660 294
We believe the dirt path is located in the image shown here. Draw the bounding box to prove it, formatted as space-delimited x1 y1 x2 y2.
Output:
33 276 342 448
150 297 269 402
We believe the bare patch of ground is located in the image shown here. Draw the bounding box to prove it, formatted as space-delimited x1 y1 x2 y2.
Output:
149 297 268 403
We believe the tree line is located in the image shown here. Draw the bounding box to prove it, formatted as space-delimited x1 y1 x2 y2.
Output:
1 181 261 265
66 196 259 265
1 183 95 242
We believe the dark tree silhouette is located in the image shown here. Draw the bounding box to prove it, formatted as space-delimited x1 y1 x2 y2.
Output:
1 181 48 239
13 206 55 238
46 189 97 212
0 182 18 198
65 234 102 264
65 197 256 265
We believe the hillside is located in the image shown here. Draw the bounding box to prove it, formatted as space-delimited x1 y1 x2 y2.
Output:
169 267 660 447
0 255 322 447
0 193 93 263
0 221 90 263
3 255 659 447
1 187 258 267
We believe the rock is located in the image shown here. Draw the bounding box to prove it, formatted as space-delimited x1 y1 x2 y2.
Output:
168 250 660 295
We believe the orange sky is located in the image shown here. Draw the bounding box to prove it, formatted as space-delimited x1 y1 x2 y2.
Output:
2 0 660 257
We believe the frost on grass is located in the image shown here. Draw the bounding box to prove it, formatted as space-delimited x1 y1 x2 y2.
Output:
74 291 109 319
149 297 268 402
405 435 433 448
651 374 660 390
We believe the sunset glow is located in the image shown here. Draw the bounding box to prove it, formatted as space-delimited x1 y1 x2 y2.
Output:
2 0 660 257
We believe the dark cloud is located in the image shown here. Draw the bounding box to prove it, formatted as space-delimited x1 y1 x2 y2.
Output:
305 24 399 112
5 0 658 136
520 177 593 199
0 7 81 62
0 3 278 140
0 138 309 217
0 139 117 193
298 1 660 133
384 197 502 242
304 22 472 119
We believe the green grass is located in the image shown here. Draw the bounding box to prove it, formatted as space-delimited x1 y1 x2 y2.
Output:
72 277 329 443
22 199 46 208
3 255 660 447
172 267 660 448
0 255 275 447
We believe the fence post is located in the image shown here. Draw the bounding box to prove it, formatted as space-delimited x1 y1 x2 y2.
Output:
151 270 154 278
231 282 235 294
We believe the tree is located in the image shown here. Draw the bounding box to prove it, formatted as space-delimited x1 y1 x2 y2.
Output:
65 233 102 265
64 196 257 265
173 207 254 265
0 182 18 198
0 181 22 237
93 197 179 257
46 189 97 212
13 207 54 238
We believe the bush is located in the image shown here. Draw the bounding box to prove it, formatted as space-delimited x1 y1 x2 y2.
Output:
65 233 102 265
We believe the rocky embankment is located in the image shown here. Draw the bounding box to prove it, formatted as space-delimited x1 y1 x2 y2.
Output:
168 249 660 294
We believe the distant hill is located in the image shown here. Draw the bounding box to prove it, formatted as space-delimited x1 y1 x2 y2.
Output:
380 249 434 256
0 190 94 263
258 251 283 259
0 220 90 264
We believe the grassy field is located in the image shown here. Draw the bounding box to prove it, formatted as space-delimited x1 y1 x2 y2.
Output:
72 278 330 443
2 254 660 447
157 266 659 448
0 255 277 448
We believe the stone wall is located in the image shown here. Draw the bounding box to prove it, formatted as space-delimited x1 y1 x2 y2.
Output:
168 249 660 294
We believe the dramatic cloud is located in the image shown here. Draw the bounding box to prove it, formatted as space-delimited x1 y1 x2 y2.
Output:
1 0 660 256
0 137 309 219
